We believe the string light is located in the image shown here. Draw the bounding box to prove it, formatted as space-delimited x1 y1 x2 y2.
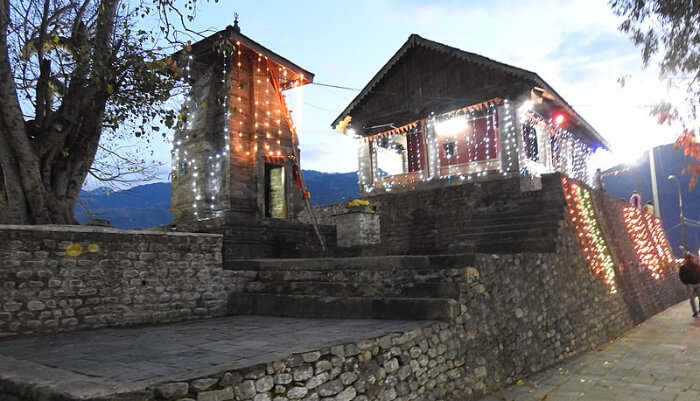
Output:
623 207 674 279
562 176 617 293
170 53 204 219
171 30 313 220
358 98 594 194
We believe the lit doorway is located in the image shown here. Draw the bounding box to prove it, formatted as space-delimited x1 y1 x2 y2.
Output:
265 164 287 219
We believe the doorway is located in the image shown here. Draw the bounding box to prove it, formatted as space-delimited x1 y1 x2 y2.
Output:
265 164 287 219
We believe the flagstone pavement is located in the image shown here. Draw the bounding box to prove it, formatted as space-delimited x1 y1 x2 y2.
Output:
1 302 699 401
478 301 700 401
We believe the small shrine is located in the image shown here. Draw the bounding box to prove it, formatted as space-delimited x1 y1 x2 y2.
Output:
170 18 314 224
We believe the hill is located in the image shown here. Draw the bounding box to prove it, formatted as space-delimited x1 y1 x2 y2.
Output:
76 171 358 229
76 182 173 229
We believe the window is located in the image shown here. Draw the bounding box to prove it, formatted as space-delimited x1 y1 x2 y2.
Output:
522 123 539 161
375 136 407 176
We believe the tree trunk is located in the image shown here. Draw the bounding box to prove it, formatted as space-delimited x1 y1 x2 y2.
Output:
0 122 101 225
0 0 118 225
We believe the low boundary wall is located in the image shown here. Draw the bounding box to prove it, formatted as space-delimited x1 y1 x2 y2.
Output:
0 225 224 337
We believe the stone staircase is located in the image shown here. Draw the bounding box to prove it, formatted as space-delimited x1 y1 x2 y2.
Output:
453 176 567 254
463 202 565 254
225 254 471 321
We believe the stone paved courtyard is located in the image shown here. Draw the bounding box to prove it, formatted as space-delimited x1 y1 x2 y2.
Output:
478 301 700 401
0 316 429 400
1 302 699 401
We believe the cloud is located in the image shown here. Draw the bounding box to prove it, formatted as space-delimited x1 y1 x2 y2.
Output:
299 134 357 173
546 31 640 81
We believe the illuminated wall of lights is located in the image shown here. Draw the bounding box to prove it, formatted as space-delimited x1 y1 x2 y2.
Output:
623 207 675 279
520 113 592 184
562 176 617 293
355 98 595 194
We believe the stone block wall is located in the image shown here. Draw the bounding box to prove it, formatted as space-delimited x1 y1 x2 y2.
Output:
593 191 686 324
301 174 564 256
150 322 474 401
212 179 686 400
175 217 336 260
0 225 226 337
336 211 380 248
153 214 686 401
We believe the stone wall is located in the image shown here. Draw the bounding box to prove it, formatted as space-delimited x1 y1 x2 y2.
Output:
336 211 380 248
303 174 563 256
175 217 336 260
593 190 684 324
0 225 225 337
152 215 686 401
150 321 474 401
0 176 688 401
212 179 686 400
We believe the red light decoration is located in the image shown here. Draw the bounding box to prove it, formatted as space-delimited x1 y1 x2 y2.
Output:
645 213 675 264
554 114 565 125
622 207 674 279
562 176 617 293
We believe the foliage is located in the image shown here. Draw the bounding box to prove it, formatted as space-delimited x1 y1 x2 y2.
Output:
610 0 700 189
0 0 216 224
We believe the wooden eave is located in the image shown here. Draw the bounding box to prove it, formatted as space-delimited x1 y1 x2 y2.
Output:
332 34 610 150
172 26 314 87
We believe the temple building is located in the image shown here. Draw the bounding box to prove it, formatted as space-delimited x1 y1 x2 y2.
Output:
171 20 313 224
331 34 610 195
169 21 329 259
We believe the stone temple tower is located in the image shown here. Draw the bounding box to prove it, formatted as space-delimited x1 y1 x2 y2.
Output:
170 20 314 226
169 21 328 258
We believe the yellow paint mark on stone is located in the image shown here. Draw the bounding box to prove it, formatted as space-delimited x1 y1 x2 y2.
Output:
87 243 100 253
65 243 83 257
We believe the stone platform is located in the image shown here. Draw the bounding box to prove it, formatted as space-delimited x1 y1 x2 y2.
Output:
0 316 430 401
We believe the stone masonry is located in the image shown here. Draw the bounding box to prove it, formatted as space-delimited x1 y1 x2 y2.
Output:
335 211 380 248
0 175 688 401
149 321 473 401
0 225 224 337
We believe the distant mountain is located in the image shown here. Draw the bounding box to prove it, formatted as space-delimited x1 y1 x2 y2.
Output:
77 147 699 256
303 170 358 205
76 171 358 229
76 182 173 229
602 143 700 256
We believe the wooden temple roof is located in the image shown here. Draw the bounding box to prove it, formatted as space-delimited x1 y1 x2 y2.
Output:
332 34 609 149
173 22 314 89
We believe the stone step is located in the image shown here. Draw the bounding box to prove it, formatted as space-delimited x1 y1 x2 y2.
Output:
471 203 565 218
458 227 559 241
224 253 475 272
247 280 460 299
468 212 564 226
459 220 561 235
476 237 558 254
228 294 459 321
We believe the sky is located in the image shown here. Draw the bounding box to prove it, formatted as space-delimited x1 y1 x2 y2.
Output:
95 0 689 187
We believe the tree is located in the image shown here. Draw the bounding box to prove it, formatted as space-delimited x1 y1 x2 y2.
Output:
611 0 700 189
0 0 207 224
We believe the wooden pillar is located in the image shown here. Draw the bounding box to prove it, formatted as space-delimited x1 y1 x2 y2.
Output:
357 139 373 195
497 100 520 175
425 117 439 179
